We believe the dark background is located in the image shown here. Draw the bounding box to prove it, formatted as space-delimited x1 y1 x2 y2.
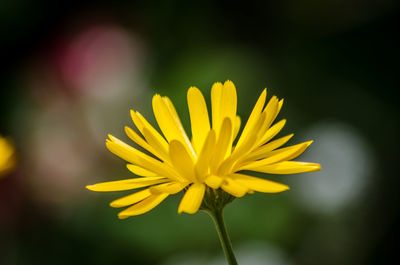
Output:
1 1 399 264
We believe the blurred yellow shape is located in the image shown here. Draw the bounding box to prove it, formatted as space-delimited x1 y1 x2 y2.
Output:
0 136 16 178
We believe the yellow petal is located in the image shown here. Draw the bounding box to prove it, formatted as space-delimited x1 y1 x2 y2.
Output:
233 115 241 141
218 133 257 175
257 119 286 146
110 189 152 208
163 97 180 118
237 111 266 153
125 126 166 162
150 182 186 195
130 110 169 150
243 161 321 174
266 141 313 162
253 96 279 145
211 82 223 132
220 80 237 124
130 109 145 131
209 81 237 153
118 193 169 219
204 174 224 189
240 142 311 169
178 183 206 214
187 86 211 154
106 136 182 181
210 118 232 172
152 94 196 159
244 134 294 162
224 112 267 174
231 174 289 193
125 126 151 151
142 127 170 162
262 96 279 130
275 99 284 121
221 178 248 197
195 130 216 180
235 89 267 150
126 164 157 177
86 177 167 192
169 140 196 182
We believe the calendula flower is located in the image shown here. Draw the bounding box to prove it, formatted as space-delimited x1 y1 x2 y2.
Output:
87 80 321 219
0 136 16 177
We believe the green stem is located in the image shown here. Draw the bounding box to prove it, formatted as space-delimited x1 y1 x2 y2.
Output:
207 208 238 265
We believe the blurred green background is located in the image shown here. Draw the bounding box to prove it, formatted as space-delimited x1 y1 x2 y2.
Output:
0 0 399 264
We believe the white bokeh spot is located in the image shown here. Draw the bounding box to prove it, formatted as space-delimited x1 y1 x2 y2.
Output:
291 121 374 214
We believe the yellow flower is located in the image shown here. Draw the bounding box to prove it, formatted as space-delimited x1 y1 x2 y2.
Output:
0 136 16 177
87 81 321 219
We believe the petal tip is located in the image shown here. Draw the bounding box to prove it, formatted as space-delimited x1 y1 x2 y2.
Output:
305 140 314 147
152 94 162 103
212 81 223 88
224 79 235 86
86 185 95 191
178 208 196 215
105 140 113 149
188 86 199 92
107 134 116 141
109 202 119 208
118 213 130 220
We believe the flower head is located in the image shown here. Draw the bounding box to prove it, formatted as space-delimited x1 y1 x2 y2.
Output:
0 136 16 177
87 81 321 219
